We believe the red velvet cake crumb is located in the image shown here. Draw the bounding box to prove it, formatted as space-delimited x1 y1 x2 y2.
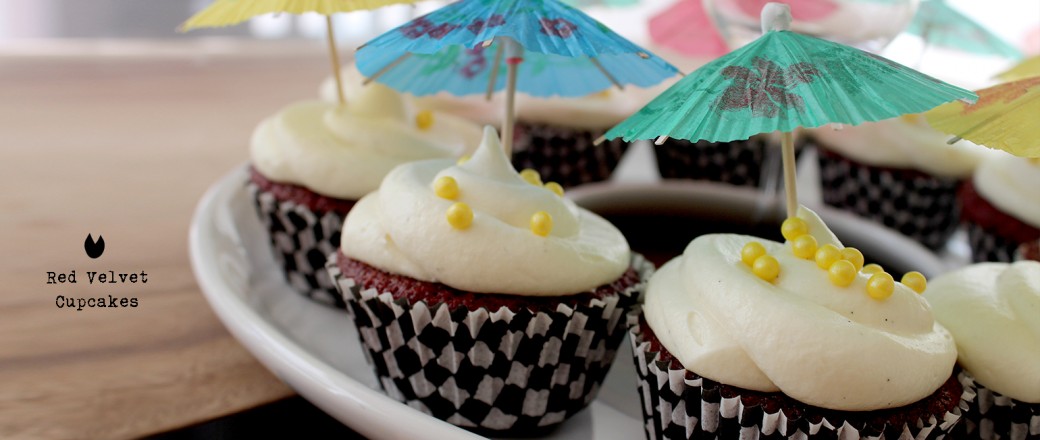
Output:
250 166 357 214
334 251 642 313
960 179 1040 244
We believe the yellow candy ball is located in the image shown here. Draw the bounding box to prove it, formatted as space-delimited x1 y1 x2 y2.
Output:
841 247 865 271
530 211 553 237
446 202 473 230
828 260 857 287
815 244 842 270
791 234 818 260
752 255 780 282
781 217 809 241
519 169 542 186
862 263 883 275
433 176 459 200
867 272 895 300
456 155 471 165
741 241 767 267
415 110 434 130
544 181 564 197
901 271 927 294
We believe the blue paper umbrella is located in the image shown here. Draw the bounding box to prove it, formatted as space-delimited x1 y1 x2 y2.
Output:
355 0 679 153
905 0 1022 60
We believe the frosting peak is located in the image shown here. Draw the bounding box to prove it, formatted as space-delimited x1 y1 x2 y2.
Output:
340 126 629 295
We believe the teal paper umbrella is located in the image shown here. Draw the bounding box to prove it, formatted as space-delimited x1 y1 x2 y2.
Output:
904 0 1022 60
603 3 976 218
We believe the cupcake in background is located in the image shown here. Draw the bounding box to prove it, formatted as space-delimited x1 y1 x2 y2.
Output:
251 83 481 307
631 207 966 439
925 261 1040 439
809 115 992 250
327 126 651 435
961 154 1040 263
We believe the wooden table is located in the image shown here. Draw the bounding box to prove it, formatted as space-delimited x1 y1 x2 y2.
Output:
0 39 342 439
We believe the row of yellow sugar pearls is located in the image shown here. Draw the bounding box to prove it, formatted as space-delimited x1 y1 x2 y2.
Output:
434 169 563 236
740 218 926 300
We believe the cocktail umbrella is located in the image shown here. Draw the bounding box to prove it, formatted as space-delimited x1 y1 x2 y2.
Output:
180 0 426 106
904 0 1022 60
925 76 1040 157
649 0 729 58
996 55 1040 82
354 0 680 154
603 3 975 218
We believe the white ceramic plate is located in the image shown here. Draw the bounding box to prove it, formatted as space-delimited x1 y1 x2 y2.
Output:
189 164 950 440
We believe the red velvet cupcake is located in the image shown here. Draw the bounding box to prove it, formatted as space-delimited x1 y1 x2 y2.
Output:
960 155 1040 263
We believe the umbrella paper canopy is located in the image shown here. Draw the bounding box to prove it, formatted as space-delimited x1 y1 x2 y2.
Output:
925 76 1040 157
904 0 1022 60
996 55 1040 82
180 0 419 30
648 0 729 58
355 0 679 97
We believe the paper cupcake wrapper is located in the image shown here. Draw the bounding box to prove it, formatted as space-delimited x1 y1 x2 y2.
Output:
653 137 770 187
511 121 629 189
955 370 1040 440
327 252 653 436
817 148 962 250
629 313 967 440
964 222 1025 263
249 181 346 308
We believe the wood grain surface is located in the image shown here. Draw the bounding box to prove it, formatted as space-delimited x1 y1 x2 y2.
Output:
0 40 337 439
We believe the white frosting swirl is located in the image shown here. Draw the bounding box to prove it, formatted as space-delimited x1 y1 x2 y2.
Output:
811 116 993 178
340 126 630 295
644 207 957 411
925 262 1040 403
973 154 1040 229
253 84 482 200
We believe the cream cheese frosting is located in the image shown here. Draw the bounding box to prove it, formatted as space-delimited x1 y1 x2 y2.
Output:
252 83 483 200
340 126 630 295
925 262 1040 403
973 154 1040 229
811 116 992 178
644 207 957 411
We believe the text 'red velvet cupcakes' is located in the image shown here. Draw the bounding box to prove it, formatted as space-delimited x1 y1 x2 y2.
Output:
327 127 651 435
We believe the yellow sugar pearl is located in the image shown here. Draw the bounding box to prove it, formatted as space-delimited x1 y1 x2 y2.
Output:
519 168 542 186
741 242 767 267
530 211 553 237
446 202 473 230
828 260 857 287
862 263 883 275
815 244 842 270
867 272 895 300
544 181 564 197
433 176 459 200
781 217 809 241
901 271 927 294
840 247 865 271
752 255 780 282
415 110 434 130
456 155 471 165
791 234 818 260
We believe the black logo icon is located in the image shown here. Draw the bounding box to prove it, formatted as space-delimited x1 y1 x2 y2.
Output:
85 234 105 259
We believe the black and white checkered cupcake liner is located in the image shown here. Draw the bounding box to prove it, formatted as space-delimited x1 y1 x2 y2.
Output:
954 370 1040 440
629 312 968 440
326 252 653 436
653 136 771 187
964 222 1027 263
248 182 347 308
511 120 629 189
817 148 962 250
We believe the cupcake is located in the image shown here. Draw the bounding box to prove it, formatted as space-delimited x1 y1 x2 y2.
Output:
810 116 991 250
631 207 966 439
326 126 651 435
924 261 1040 439
250 84 481 307
960 154 1040 263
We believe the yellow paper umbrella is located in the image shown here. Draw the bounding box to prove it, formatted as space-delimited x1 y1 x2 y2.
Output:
925 76 1040 157
996 55 1040 82
180 0 424 105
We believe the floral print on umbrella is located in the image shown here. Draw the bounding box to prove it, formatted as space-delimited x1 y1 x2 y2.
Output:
716 57 819 117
